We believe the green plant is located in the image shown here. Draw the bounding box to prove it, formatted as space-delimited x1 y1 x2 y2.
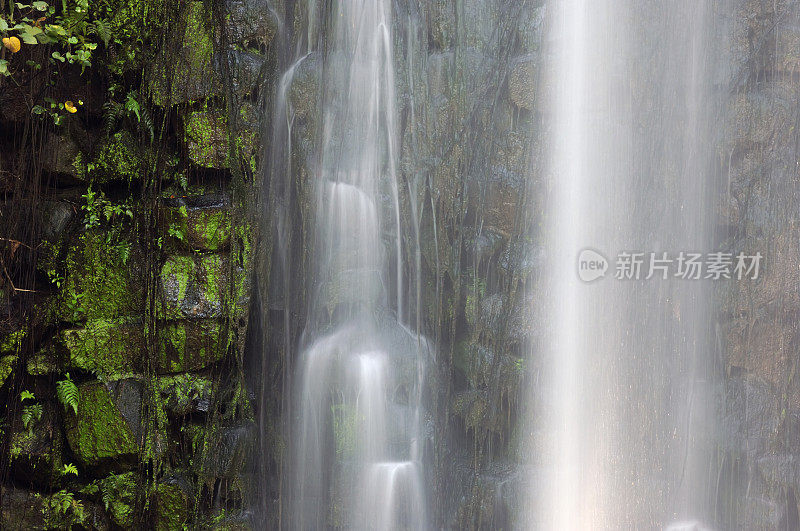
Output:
168 206 189 243
1 1 100 69
61 463 79 476
20 390 42 431
98 473 135 525
39 489 86 529
168 223 187 242
64 291 85 321
1 1 106 125
81 186 102 230
56 373 79 415
102 89 154 142
117 241 131 264
21 404 42 428
81 186 134 230
46 267 64 289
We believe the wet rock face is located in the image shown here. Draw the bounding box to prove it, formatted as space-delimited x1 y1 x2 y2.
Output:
508 55 536 110
716 0 800 526
0 0 259 526
63 382 140 471
225 0 280 46
148 0 275 106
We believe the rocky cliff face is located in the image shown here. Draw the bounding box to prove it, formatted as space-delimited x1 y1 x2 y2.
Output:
256 0 539 528
0 0 271 528
717 0 800 528
0 0 798 529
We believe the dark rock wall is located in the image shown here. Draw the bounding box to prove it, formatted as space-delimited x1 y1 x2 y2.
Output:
0 0 797 529
0 0 270 528
717 1 800 528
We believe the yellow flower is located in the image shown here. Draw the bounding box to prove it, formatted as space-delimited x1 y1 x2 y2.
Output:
64 101 77 113
2 36 21 54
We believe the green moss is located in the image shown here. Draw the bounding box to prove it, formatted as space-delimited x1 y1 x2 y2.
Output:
84 130 145 183
159 320 224 373
160 254 226 319
31 319 143 379
98 472 136 527
183 107 258 170
162 207 232 252
55 231 141 322
160 255 194 317
0 329 25 355
204 255 222 307
155 483 189 531
149 2 219 106
63 382 138 468
123 377 168 477
195 209 232 251
0 354 17 388
0 330 21 386
184 110 224 168
232 223 254 322
9 426 63 484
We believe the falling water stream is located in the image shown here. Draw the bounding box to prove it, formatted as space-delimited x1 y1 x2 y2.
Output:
260 0 756 529
532 1 728 529
276 1 429 529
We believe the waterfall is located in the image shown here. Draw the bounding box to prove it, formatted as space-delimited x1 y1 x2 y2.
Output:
530 1 728 528
270 1 430 529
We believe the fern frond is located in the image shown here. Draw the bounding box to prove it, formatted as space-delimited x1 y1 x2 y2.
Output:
22 403 43 429
94 19 111 46
102 100 123 136
139 105 155 143
56 373 79 415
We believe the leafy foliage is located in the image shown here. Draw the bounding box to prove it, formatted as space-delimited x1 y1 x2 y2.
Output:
56 373 79 415
61 462 79 476
1 1 101 72
21 402 43 429
81 186 134 230
39 489 86 529
102 90 155 142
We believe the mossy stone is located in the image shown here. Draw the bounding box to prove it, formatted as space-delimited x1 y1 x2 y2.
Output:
30 319 143 378
155 482 189 531
0 488 45 529
160 254 226 319
158 319 224 373
161 206 232 252
0 354 17 388
148 2 220 105
82 130 145 183
64 382 139 469
9 403 64 487
184 110 257 170
55 231 142 323
0 329 24 355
